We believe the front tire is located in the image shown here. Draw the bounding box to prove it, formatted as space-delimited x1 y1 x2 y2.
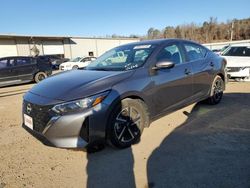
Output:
107 99 149 149
207 75 224 105
34 72 47 83
72 65 79 69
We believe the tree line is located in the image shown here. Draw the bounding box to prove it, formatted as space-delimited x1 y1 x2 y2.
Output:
146 17 250 43
111 17 250 43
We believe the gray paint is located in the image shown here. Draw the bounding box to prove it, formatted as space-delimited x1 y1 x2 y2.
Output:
22 39 226 148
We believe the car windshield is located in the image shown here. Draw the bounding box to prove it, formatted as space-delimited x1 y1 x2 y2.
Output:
70 57 82 62
86 44 157 71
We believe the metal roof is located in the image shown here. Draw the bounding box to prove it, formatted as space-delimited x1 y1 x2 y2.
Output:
0 34 139 40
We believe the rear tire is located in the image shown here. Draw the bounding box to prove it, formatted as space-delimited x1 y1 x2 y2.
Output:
207 75 224 105
34 72 47 83
107 99 149 149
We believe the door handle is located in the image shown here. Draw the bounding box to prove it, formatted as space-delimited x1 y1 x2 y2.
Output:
184 69 191 75
210 62 214 67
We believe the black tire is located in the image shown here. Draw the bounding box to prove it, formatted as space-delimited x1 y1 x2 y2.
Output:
72 65 79 69
34 72 47 83
107 98 149 149
207 75 224 105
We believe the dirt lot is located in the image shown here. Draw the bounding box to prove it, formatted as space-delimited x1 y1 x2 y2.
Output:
0 82 250 188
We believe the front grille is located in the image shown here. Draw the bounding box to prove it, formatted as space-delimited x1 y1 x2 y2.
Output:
227 67 241 72
23 101 52 133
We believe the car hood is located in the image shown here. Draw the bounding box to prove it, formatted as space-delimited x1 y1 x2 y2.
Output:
28 70 134 102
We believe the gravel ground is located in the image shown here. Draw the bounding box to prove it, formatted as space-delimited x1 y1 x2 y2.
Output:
0 82 250 188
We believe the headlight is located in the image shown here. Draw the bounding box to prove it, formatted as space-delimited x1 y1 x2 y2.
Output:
52 91 110 115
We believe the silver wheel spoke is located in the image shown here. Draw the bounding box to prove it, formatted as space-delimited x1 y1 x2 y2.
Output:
133 114 140 122
127 107 132 117
116 117 127 123
117 126 126 140
127 127 135 139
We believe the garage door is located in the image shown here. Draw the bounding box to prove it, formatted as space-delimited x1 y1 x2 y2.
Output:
0 40 18 58
43 41 64 55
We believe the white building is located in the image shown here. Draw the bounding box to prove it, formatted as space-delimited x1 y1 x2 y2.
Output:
0 34 139 58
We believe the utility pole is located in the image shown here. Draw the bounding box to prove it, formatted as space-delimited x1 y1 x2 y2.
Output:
230 21 234 41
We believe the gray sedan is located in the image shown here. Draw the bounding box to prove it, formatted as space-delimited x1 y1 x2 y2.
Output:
22 39 227 149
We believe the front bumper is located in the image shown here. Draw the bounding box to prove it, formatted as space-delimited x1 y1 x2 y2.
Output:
227 67 250 78
22 100 109 148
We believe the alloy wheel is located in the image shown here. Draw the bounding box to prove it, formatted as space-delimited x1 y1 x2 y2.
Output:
114 107 141 143
213 79 223 101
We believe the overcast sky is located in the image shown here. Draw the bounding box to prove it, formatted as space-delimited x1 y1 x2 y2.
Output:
0 0 249 37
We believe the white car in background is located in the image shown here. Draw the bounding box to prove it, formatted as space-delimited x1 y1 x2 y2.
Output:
221 45 250 80
59 56 96 71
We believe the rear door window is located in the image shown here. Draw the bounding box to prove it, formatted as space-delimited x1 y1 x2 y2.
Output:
243 47 250 57
15 58 31 66
184 43 207 61
0 59 8 69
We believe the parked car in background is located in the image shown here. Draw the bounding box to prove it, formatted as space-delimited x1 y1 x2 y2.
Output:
38 55 69 70
22 39 226 149
59 56 96 71
212 49 221 55
220 45 230 54
221 45 250 80
0 56 52 87
212 45 230 55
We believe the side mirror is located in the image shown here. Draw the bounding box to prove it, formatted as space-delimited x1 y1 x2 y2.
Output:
152 61 175 70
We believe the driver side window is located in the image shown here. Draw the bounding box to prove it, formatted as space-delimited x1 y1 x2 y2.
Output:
157 44 183 65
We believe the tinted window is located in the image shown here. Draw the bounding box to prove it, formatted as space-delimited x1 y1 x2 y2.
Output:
81 57 91 62
245 48 250 56
0 59 8 69
38 56 51 62
184 43 206 61
222 47 250 56
157 44 183 64
15 58 31 66
9 59 15 66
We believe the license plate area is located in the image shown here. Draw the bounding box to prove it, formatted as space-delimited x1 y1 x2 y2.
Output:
24 114 33 130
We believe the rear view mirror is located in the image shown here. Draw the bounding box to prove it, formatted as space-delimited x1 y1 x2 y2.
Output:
152 61 175 70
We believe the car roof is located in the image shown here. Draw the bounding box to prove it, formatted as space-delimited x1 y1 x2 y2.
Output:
0 56 33 59
230 44 250 47
119 38 202 47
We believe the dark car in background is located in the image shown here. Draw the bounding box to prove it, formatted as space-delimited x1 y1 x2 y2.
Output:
22 39 227 149
0 56 52 87
38 55 69 70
